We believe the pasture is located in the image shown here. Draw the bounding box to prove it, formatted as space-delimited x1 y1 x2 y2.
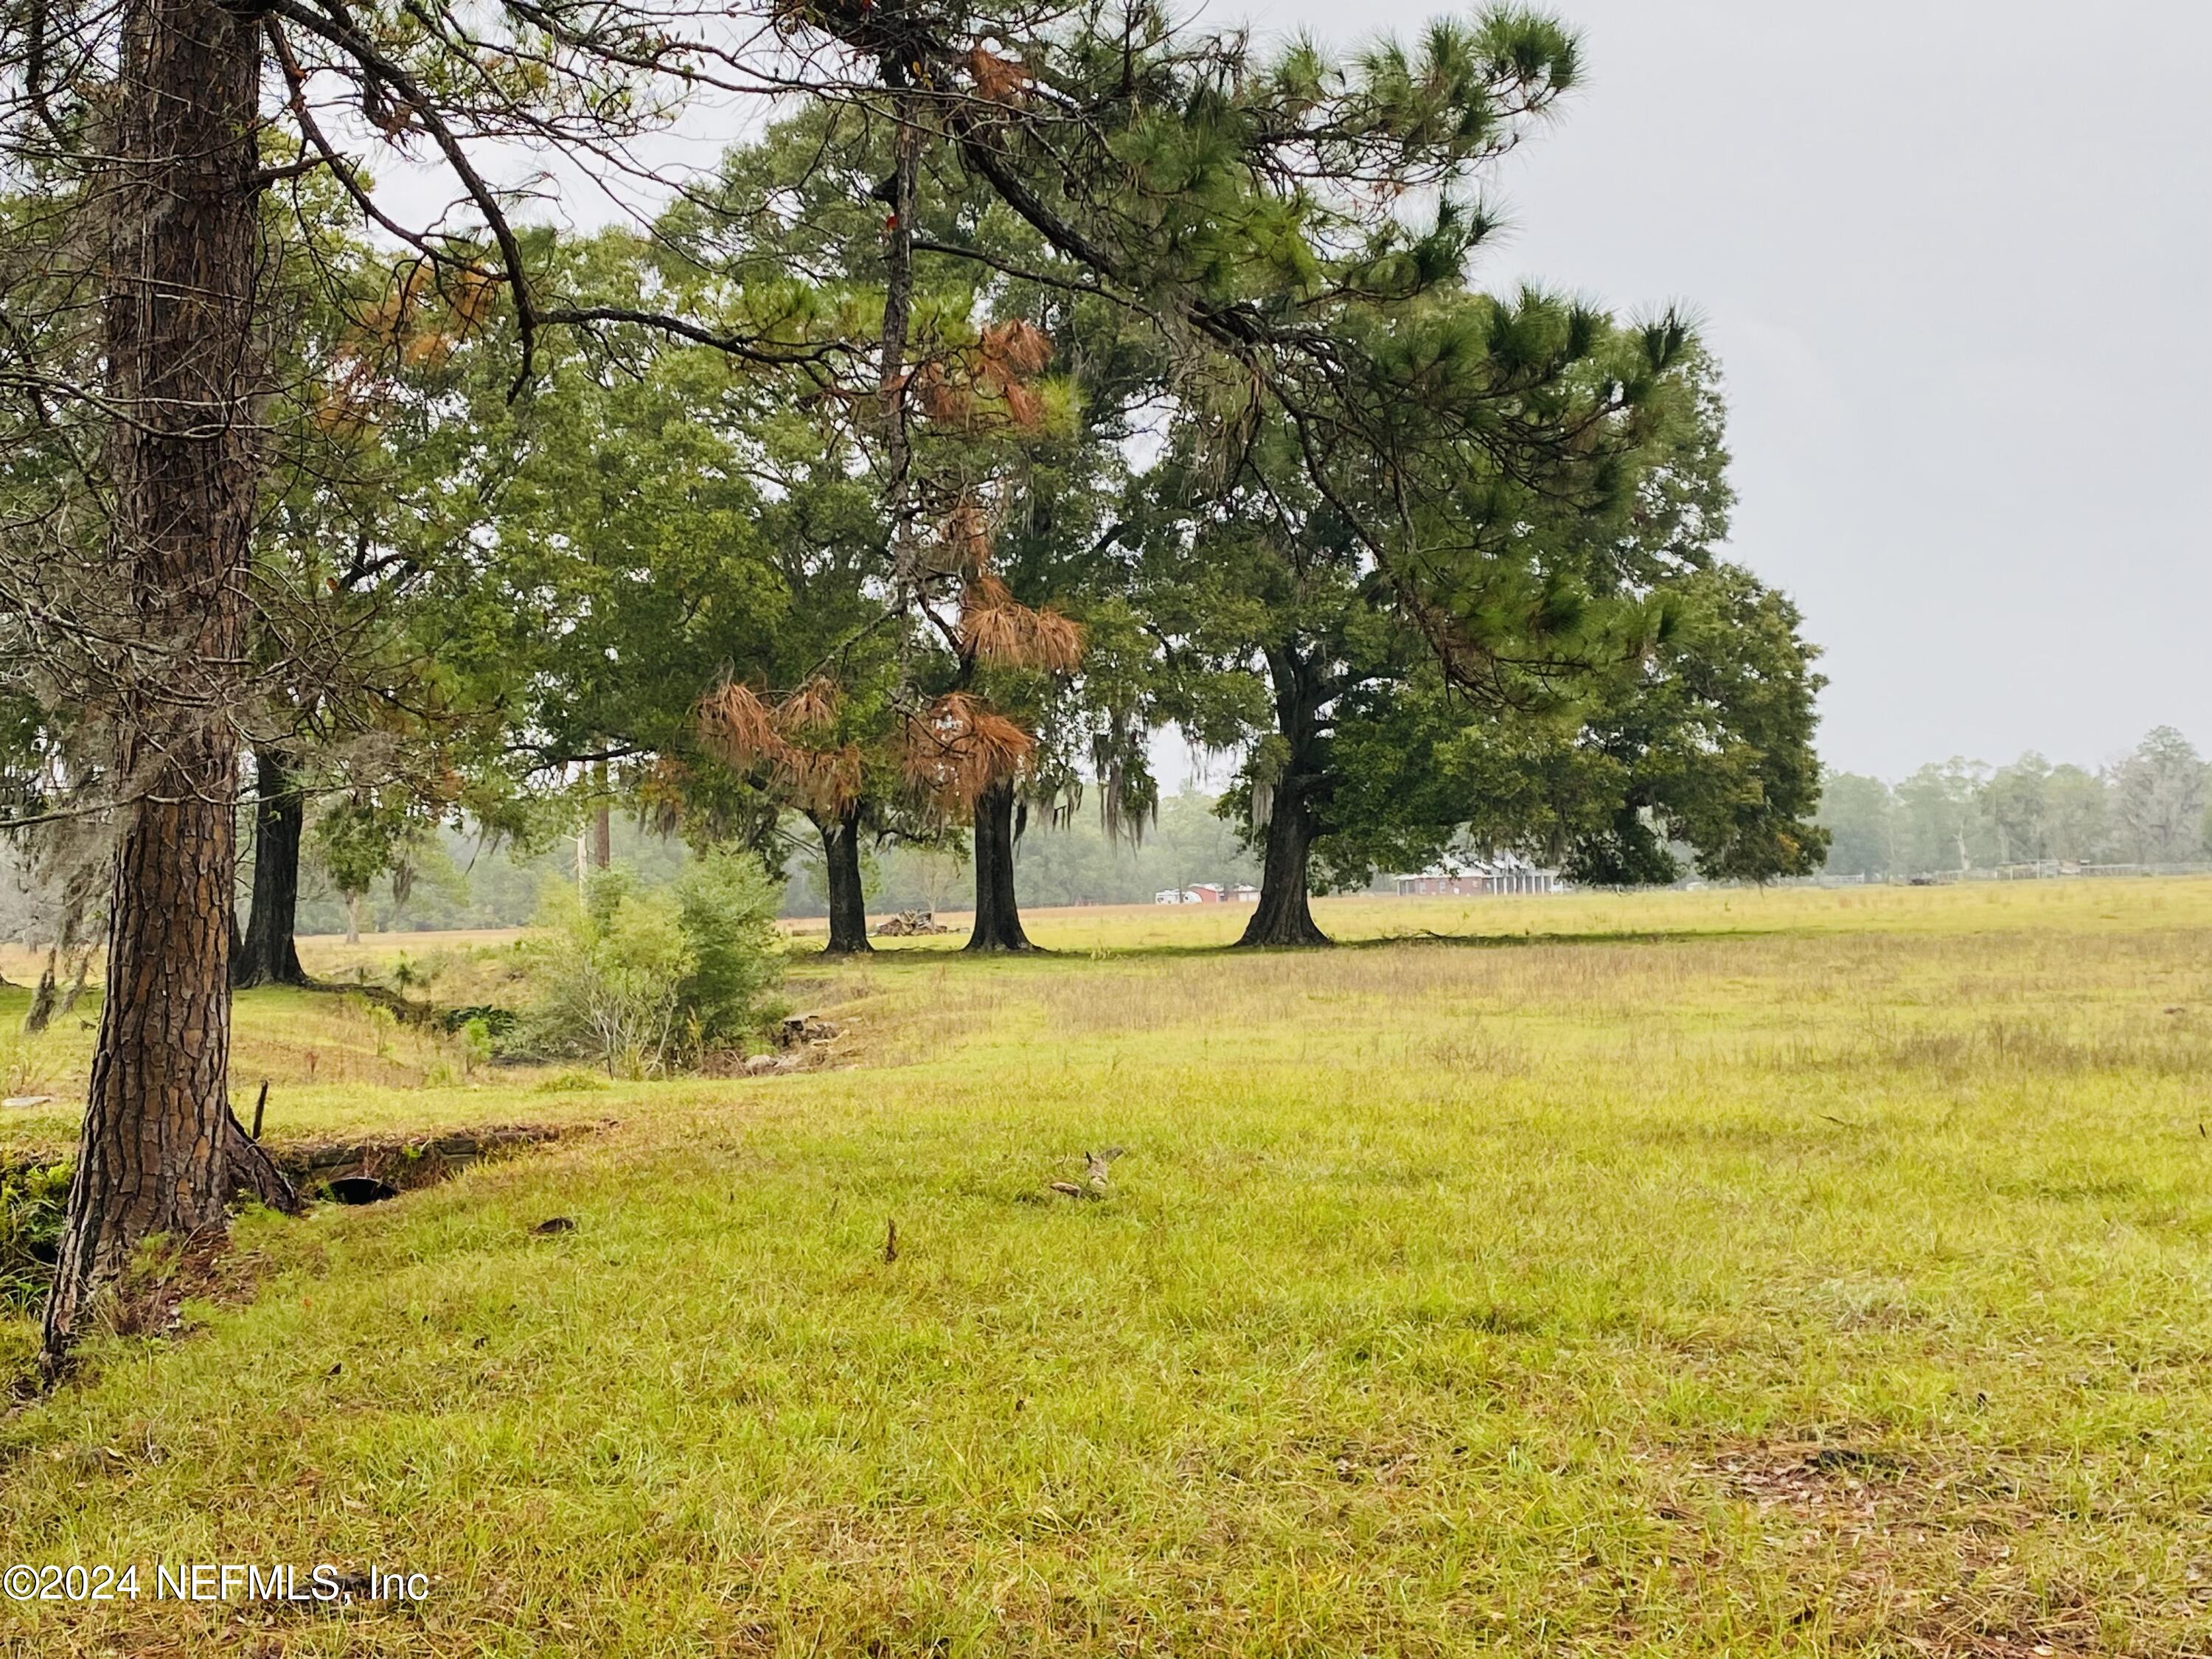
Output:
4 879 2212 1655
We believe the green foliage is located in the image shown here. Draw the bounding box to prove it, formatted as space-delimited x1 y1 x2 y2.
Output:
0 1162 67 1311
456 1018 495 1079
1134 342 1824 899
1599 566 1829 886
299 820 690 936
2045 765 2112 864
1321 564 1829 891
2110 726 2208 866
309 794 440 911
1976 754 2108 866
1820 731 2206 881
667 849 787 1051
1894 759 1992 875
1818 773 1897 880
515 852 782 1077
518 880 694 1079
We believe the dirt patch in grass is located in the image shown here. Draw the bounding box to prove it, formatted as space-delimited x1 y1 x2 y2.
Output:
1652 1438 2135 1656
1688 1438 1910 1517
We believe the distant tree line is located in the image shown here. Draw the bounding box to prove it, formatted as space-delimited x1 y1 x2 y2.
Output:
1818 727 2212 880
103 790 1257 937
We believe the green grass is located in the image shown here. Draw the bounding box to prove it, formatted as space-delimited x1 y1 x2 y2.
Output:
5 880 2212 1654
0 982 624 1166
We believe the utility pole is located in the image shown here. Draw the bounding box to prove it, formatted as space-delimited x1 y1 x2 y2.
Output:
591 758 612 869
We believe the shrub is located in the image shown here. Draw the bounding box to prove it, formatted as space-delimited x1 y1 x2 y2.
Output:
0 1032 53 1100
514 852 782 1077
668 846 785 1049
440 1004 518 1036
0 1163 69 1310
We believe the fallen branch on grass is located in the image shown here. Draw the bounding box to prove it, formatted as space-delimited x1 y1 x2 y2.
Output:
1051 1146 1127 1200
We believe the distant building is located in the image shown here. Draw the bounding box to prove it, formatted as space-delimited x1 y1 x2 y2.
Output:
1393 852 1559 897
1154 883 1262 905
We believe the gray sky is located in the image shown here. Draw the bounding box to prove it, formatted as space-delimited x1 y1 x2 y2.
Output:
1239 0 2212 779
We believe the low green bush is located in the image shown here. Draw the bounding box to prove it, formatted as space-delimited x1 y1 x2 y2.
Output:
0 1162 68 1310
440 1004 519 1036
512 852 782 1077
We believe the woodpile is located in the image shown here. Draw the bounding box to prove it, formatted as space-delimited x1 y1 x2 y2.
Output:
874 909 951 936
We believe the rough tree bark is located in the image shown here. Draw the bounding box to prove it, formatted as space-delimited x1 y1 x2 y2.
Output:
815 807 874 955
1238 644 1334 949
41 0 296 1374
234 748 309 988
965 777 1036 952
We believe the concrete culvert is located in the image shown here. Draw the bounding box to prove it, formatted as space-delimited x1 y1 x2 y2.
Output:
325 1176 400 1206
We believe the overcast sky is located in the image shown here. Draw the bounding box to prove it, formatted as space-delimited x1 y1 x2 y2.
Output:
1220 0 2210 779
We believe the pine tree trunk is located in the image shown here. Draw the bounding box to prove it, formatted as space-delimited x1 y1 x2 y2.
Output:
1238 647 1333 948
965 777 1035 952
41 0 270 1371
818 808 874 955
234 748 308 988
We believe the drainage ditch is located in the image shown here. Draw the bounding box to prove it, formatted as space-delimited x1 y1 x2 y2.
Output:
0 1121 601 1304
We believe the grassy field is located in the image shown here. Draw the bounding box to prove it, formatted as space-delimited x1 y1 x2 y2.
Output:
4 880 2212 1655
